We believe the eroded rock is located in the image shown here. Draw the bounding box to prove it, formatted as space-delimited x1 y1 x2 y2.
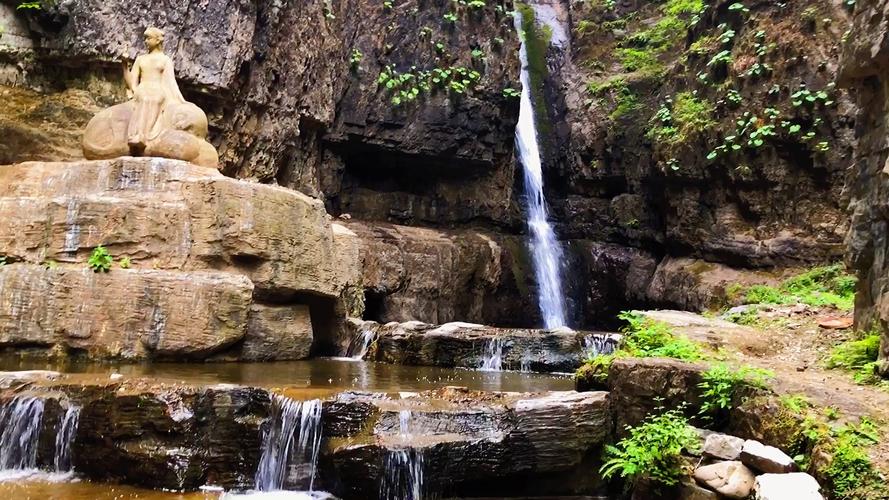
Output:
740 439 797 474
693 461 756 499
703 433 745 461
754 472 823 500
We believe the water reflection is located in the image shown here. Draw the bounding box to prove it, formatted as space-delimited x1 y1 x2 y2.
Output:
0 357 574 393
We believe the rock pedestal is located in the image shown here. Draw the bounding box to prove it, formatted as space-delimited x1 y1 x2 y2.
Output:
0 158 361 360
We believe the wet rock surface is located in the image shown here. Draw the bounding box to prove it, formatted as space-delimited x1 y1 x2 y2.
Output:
0 373 611 498
353 319 611 372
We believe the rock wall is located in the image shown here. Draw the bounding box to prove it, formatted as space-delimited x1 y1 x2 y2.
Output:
0 158 361 360
839 0 889 373
0 0 858 329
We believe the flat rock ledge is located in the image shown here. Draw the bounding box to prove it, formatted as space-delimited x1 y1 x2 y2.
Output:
0 158 363 360
350 319 619 372
0 372 610 499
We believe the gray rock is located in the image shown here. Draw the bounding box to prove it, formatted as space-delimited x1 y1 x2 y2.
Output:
703 433 745 461
741 439 797 473
693 461 756 499
755 472 823 500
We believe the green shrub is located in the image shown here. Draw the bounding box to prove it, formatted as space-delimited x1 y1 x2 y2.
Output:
88 245 113 273
698 363 772 415
619 311 703 361
826 334 880 384
601 409 700 488
823 420 883 499
737 264 855 310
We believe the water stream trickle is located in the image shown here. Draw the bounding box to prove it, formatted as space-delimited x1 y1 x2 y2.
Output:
381 410 424 500
54 404 81 472
582 333 620 358
0 396 45 471
255 396 323 492
479 338 504 372
345 330 375 360
513 8 568 330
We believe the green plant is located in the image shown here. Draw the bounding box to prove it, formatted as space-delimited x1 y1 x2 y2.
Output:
827 334 880 384
823 420 883 499
349 49 363 70
16 2 42 9
601 409 700 488
88 245 113 273
698 364 773 415
502 87 520 98
619 311 703 360
443 12 458 23
119 256 132 269
648 92 715 149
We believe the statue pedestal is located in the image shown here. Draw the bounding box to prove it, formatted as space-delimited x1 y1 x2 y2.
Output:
0 157 360 360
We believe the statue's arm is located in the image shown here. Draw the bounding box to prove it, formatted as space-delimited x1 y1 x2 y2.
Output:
163 57 186 104
123 57 140 93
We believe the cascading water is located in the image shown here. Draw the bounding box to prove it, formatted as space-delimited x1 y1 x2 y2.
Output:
513 8 568 330
255 396 323 492
346 330 375 360
582 333 622 358
0 396 45 471
479 338 504 372
54 404 81 472
380 410 424 500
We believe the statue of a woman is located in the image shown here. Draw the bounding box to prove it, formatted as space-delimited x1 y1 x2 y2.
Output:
123 27 186 151
82 27 219 168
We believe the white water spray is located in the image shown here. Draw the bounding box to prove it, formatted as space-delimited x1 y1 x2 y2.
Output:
346 330 375 360
514 9 568 330
255 396 323 492
381 410 424 500
479 338 504 372
54 404 80 472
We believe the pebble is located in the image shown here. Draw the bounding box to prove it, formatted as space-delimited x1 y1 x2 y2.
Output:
693 461 756 499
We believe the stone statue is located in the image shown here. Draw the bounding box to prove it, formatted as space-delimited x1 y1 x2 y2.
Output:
82 27 219 168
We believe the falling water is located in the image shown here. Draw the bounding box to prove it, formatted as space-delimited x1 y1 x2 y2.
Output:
582 333 621 358
0 396 45 470
513 9 568 330
54 405 80 472
479 338 504 372
346 330 375 360
255 396 323 492
381 410 424 500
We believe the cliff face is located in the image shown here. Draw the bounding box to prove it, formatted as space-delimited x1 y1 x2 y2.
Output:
0 0 857 328
838 0 889 373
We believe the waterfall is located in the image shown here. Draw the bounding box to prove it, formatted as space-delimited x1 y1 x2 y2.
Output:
513 8 568 330
255 396 323 492
583 333 620 358
381 410 424 500
345 330 375 360
0 396 45 471
54 405 80 472
479 338 504 372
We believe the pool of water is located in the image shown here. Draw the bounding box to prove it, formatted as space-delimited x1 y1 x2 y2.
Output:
0 357 575 393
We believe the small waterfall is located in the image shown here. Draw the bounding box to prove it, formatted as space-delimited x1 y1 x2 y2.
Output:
582 333 621 358
479 338 504 372
255 396 323 492
54 405 80 472
0 396 45 471
346 330 375 360
513 8 568 330
381 410 424 500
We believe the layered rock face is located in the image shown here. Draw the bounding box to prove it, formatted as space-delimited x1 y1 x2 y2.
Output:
349 319 614 372
0 373 610 497
0 0 857 330
839 0 889 373
0 157 360 360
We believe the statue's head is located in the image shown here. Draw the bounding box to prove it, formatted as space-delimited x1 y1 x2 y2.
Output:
143 27 164 50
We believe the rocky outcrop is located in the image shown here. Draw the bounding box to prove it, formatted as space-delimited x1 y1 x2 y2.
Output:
0 157 361 360
839 0 889 374
1 372 611 497
351 319 613 372
1 0 858 331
